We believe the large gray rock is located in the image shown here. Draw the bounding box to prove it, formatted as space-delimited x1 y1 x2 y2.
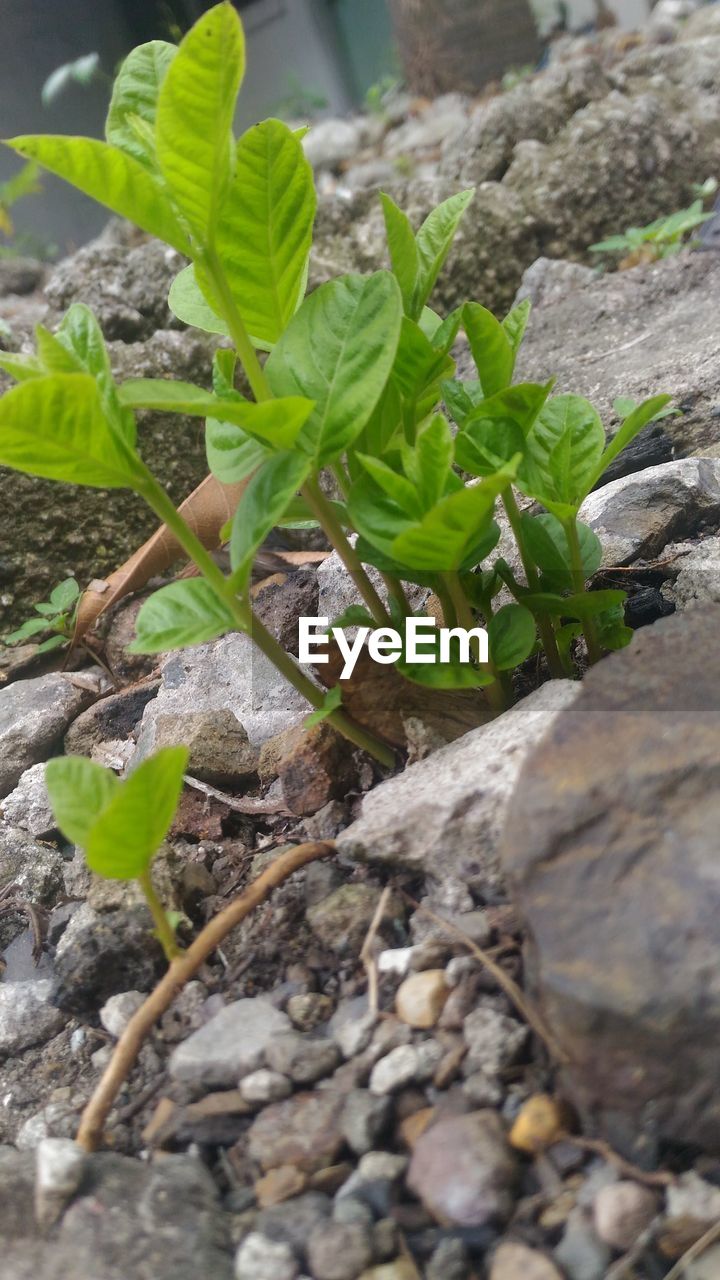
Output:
0 981 65 1057
337 680 581 890
0 673 97 796
168 998 292 1088
502 605 720 1153
44 238 185 341
1 763 55 837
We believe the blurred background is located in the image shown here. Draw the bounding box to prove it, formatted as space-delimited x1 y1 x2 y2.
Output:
0 0 663 255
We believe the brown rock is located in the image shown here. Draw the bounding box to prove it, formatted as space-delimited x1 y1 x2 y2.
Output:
406 1109 517 1227
509 1095 566 1155
248 1090 346 1173
502 607 720 1153
151 708 258 786
255 1164 308 1208
489 1242 564 1280
395 970 450 1029
259 722 358 816
398 1107 435 1150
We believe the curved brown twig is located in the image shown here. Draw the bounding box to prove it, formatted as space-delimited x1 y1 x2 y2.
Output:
76 840 336 1152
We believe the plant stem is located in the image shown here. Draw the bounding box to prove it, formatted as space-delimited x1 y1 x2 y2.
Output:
502 489 567 679
382 573 411 618
202 249 271 403
137 868 182 962
136 470 396 768
434 575 457 628
301 476 390 626
444 571 506 716
565 517 602 664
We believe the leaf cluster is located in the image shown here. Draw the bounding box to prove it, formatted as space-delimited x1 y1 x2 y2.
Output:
3 577 79 652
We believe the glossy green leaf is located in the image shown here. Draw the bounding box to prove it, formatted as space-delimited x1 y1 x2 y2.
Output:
380 191 419 315
355 453 422 519
593 393 672 485
4 616 53 643
502 298 531 356
35 325 83 374
521 513 601 591
392 316 454 405
205 418 268 484
413 189 474 316
390 467 516 572
49 578 80 610
55 303 136 445
205 119 316 346
105 40 176 167
229 450 310 588
45 756 120 847
521 394 605 517
130 580 236 653
304 684 342 728
462 302 514 397
155 1 244 240
85 747 189 879
118 379 313 450
410 412 454 511
168 265 230 336
0 351 43 382
266 271 403 466
455 381 553 477
522 588 627 620
5 135 191 254
487 604 536 670
0 373 142 488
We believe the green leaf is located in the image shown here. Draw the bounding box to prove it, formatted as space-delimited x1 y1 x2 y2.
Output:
502 298 531 356
3 616 52 643
229 450 310 588
304 684 342 728
130 580 236 653
106 40 176 167
155 1 244 241
206 418 268 484
45 756 120 847
266 271 403 467
35 325 84 374
412 412 454 511
413 189 474 317
0 351 44 382
356 453 423 519
168 264 230 337
380 191 420 316
330 605 376 629
522 588 627 620
520 393 605 517
397 627 493 689
455 381 553 477
0 373 142 488
85 747 189 880
593 394 672 486
203 119 316 346
392 316 454 406
462 302 514 397
5 135 191 255
49 578 80 610
36 634 71 653
391 467 517 572
487 604 536 670
521 513 601 591
118 379 314 450
55 303 135 445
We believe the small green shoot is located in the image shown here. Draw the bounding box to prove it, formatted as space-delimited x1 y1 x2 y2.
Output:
3 577 80 653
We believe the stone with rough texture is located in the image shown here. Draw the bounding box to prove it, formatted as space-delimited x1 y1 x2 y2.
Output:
462 1007 529 1079
489 1242 564 1280
240 1070 292 1105
554 1208 611 1280
307 884 403 955
592 1180 658 1251
665 537 720 611
34 1138 87 1228
407 1110 517 1227
99 991 145 1040
0 981 64 1058
302 119 364 171
0 674 97 797
1 764 55 837
248 1090 346 1174
395 970 450 1029
340 1089 391 1156
502 605 720 1152
169 999 291 1088
306 1221 373 1280
265 1032 340 1085
147 708 258 786
235 1233 298 1280
51 903 165 1014
337 681 581 888
369 1042 443 1095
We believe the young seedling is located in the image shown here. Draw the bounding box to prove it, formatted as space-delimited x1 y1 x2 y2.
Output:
3 577 80 653
0 1 672 770
590 196 714 266
45 747 189 962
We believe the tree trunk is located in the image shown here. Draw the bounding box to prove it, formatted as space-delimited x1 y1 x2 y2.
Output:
388 0 542 97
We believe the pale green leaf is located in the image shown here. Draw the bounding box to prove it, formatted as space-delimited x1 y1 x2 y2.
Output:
117 379 314 450
130 579 236 653
413 188 474 316
206 418 268 484
85 747 189 879
45 756 120 847
380 191 419 316
305 685 342 728
593 394 672 486
462 302 514 397
229 450 310 587
106 40 176 167
168 264 230 336
55 303 135 445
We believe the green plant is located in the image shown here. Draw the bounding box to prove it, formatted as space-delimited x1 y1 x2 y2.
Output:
0 2 670 770
0 160 54 260
501 64 534 92
589 197 714 264
45 748 188 961
3 577 80 652
271 74 329 123
364 74 402 117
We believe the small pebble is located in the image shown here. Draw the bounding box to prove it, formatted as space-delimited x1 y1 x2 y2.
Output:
593 1180 658 1251
99 990 145 1039
287 993 334 1031
306 1220 374 1280
490 1241 564 1280
369 1042 443 1095
235 1231 299 1280
395 970 450 1029
240 1069 292 1105
509 1094 565 1154
255 1165 308 1209
266 1032 340 1085
35 1137 87 1228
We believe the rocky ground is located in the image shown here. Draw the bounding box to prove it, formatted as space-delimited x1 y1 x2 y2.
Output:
1 7 720 1280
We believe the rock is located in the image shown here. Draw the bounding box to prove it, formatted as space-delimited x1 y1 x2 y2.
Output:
340 1090 391 1156
384 97 469 158
502 606 720 1151
99 991 145 1039
44 238 184 340
333 1010 377 1059
513 257 596 309
265 1032 340 1085
395 971 450 1029
134 632 310 758
462 1072 504 1108
462 1007 528 1078
306 1221 374 1280
554 1208 612 1280
337 681 581 888
169 998 292 1088
1 764 56 837
261 723 357 817
0 257 44 297
357 1263 418 1280
0 673 98 796
303 119 364 171
592 1180 658 1251
307 884 403 955
51 903 165 1014
509 1094 566 1155
0 822 64 920
63 682 160 761
34 1137 86 1228
235 1233 299 1280
686 1244 720 1280
255 1191 332 1258
149 709 258 786
248 1091 346 1173
287 992 334 1032
369 1042 443 1096
240 1070 292 1105
0 981 65 1057
666 1170 720 1229
665 537 720 611
577 459 720 568
255 1165 308 1209
254 570 319 657
407 1110 517 1227
489 1242 564 1280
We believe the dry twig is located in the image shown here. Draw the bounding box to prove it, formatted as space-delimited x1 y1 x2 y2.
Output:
183 773 292 816
75 840 335 1151
562 1135 674 1189
360 885 392 1017
663 1218 720 1280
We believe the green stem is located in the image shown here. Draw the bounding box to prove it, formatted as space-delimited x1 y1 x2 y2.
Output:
202 249 271 404
502 489 567 679
565 517 602 665
302 476 390 626
434 575 457 628
136 470 395 768
138 867 182 962
382 573 411 618
444 572 506 716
